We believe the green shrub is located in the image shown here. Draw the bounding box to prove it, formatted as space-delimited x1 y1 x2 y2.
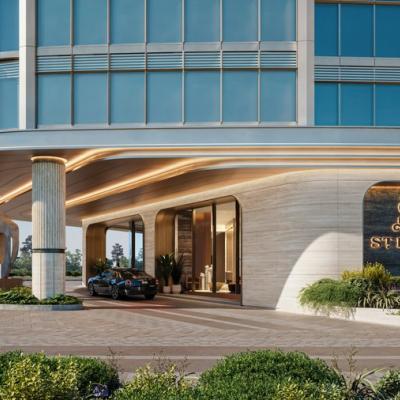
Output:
376 370 400 399
272 379 345 400
68 356 120 397
40 294 82 305
341 270 364 281
0 288 81 306
0 352 119 399
0 351 25 386
360 288 400 309
0 353 80 400
112 364 193 400
299 279 362 312
0 287 38 304
363 262 392 286
342 263 392 288
195 350 342 400
303 264 400 311
391 277 400 289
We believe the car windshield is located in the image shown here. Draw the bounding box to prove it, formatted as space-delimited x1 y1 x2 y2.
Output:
120 270 148 280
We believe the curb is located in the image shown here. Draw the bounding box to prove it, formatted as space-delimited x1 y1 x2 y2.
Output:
0 303 83 311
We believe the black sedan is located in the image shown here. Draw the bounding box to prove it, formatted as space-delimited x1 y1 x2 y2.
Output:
87 268 158 300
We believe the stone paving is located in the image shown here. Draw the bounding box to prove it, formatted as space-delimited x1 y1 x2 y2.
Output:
1 282 400 373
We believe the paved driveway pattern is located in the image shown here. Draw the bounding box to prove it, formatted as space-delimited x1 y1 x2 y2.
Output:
1 283 400 373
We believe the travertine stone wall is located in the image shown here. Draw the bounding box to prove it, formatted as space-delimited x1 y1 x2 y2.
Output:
32 158 66 299
82 168 400 309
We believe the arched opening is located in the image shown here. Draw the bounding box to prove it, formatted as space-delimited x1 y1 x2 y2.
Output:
156 196 241 300
84 214 145 283
364 181 400 275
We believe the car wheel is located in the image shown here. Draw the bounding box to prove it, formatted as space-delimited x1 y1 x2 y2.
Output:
88 283 97 296
144 294 156 300
111 285 120 300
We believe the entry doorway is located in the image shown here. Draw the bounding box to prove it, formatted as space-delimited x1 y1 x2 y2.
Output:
169 198 241 299
105 217 144 270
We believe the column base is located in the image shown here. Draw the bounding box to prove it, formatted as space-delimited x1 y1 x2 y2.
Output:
32 252 65 300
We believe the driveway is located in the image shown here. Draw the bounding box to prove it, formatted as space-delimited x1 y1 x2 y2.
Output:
1 281 400 375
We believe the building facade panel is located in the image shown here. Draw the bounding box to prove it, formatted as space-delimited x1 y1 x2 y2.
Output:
1 0 400 309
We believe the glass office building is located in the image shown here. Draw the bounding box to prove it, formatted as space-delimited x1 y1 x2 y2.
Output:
1 0 400 309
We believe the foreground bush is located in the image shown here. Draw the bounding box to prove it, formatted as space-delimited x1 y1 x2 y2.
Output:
112 364 193 400
0 287 81 305
273 379 345 400
376 370 400 399
0 351 119 399
195 350 342 400
300 278 362 312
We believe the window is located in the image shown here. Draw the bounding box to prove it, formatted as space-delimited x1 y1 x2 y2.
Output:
376 6 400 58
315 83 338 126
261 0 296 42
341 5 373 57
185 0 219 42
147 0 182 43
147 72 182 123
38 74 71 125
0 0 19 52
223 0 258 42
261 71 296 122
38 0 70 46
74 73 107 124
376 85 400 127
74 0 107 45
110 0 144 44
110 72 144 123
223 71 258 122
185 71 220 123
341 84 373 126
315 4 338 57
0 78 18 129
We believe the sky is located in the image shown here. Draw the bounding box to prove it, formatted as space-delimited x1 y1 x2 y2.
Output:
16 220 133 259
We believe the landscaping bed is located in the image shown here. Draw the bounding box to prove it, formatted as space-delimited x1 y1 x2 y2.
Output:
0 287 82 311
296 263 400 326
1 349 400 399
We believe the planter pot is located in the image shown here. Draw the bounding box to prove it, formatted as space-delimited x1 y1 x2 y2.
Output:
162 286 171 294
172 284 181 294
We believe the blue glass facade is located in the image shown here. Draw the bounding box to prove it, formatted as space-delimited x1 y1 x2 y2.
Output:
0 0 19 52
5 1 400 130
0 77 18 129
33 0 297 127
316 83 400 127
36 0 297 45
315 2 400 58
315 1 400 127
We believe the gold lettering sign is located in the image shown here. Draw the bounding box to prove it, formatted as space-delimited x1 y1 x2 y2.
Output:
370 202 400 250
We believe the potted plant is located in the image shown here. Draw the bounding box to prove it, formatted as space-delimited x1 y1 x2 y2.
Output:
171 254 184 294
158 254 173 294
94 258 109 275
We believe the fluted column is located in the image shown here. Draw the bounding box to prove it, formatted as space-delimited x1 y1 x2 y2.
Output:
31 156 66 299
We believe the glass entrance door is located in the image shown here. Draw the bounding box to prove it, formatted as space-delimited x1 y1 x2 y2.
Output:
190 200 240 296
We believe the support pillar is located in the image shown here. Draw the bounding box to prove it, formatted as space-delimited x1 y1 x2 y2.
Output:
19 0 36 129
297 0 314 126
31 156 66 299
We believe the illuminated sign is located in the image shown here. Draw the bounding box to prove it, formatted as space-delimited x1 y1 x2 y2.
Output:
369 202 400 250
364 184 400 275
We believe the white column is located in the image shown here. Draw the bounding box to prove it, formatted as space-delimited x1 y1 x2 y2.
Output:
19 0 36 129
142 211 157 277
297 0 315 126
31 157 67 299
